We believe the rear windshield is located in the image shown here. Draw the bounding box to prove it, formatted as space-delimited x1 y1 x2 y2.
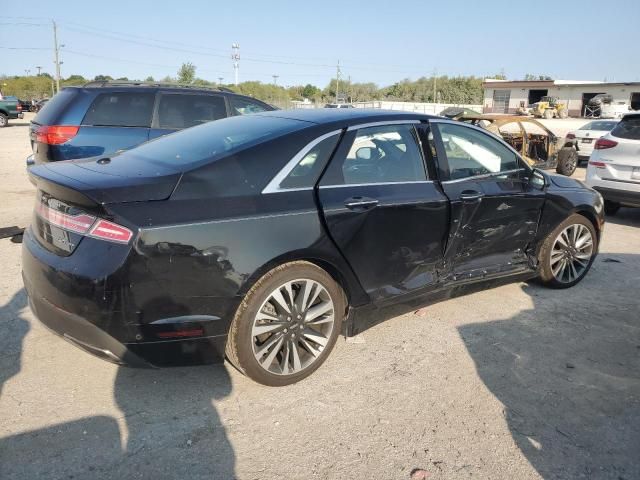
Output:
33 89 77 125
122 114 308 169
611 116 640 140
580 121 618 131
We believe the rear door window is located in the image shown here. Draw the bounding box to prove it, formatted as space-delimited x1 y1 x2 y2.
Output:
229 97 269 115
156 94 227 129
611 116 640 140
83 92 154 127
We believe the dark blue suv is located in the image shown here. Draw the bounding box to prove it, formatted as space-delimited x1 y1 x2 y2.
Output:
27 81 274 165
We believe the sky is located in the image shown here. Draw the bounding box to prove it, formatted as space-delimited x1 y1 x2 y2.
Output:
1 0 638 88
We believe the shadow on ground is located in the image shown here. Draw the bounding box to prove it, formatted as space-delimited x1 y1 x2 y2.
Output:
459 252 640 479
0 288 235 479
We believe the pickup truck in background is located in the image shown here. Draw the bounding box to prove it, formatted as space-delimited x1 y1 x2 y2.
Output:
0 96 25 127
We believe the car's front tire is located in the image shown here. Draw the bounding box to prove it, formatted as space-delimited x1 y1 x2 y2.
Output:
226 261 345 386
538 214 598 289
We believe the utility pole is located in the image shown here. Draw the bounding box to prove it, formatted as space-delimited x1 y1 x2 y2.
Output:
52 20 61 93
432 68 437 104
272 75 279 86
36 66 42 76
335 60 341 103
231 43 240 86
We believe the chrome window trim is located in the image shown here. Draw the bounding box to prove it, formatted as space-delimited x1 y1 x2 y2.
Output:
262 129 342 194
319 180 433 189
346 119 421 131
440 168 526 184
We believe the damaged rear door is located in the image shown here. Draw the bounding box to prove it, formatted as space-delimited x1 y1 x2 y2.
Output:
430 120 546 280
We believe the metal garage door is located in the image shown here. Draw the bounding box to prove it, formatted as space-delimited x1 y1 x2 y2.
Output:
492 89 511 113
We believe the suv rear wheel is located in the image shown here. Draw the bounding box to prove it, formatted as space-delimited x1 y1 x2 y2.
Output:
0 113 8 128
226 261 345 386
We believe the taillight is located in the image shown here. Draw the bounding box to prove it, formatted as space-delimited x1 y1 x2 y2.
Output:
35 202 95 234
594 138 618 150
589 161 607 168
88 219 133 244
566 133 575 140
35 202 133 244
35 125 79 145
17 104 22 112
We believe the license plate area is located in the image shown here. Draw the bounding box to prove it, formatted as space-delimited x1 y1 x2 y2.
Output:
581 138 593 144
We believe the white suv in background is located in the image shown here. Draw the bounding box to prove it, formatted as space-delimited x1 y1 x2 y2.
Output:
585 113 640 215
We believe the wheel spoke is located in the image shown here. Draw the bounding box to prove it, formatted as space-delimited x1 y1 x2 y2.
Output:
302 328 328 347
253 322 286 336
270 288 292 314
291 340 302 371
299 337 321 358
305 301 333 322
280 341 290 374
260 335 284 368
255 331 283 358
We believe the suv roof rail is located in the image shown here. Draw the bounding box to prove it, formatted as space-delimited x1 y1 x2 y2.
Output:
82 80 236 93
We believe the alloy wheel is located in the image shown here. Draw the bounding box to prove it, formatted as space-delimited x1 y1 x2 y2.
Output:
251 278 335 375
550 223 594 283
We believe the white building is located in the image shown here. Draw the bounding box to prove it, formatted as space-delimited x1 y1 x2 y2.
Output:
483 79 640 117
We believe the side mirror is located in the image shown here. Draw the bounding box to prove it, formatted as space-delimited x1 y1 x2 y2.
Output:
529 169 546 189
356 147 373 161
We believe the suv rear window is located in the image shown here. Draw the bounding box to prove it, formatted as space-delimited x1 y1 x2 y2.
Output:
33 89 77 125
83 92 155 127
611 116 640 140
157 94 226 129
124 114 308 170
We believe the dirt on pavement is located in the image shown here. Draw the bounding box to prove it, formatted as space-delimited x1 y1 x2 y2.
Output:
1 115 639 480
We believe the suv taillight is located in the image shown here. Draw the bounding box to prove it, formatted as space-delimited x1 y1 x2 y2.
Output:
35 202 133 244
16 103 22 112
35 125 79 145
594 138 618 150
566 133 575 140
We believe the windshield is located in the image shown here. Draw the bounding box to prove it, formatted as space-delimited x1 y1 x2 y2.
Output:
579 121 618 131
123 114 308 169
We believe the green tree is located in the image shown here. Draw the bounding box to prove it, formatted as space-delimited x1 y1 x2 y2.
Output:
177 63 196 84
93 75 113 82
301 84 320 99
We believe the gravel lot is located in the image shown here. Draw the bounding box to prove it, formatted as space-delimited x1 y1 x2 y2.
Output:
1 114 639 480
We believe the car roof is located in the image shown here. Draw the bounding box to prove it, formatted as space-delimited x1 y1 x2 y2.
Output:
252 108 434 125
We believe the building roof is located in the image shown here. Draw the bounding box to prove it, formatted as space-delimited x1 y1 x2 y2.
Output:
483 79 640 88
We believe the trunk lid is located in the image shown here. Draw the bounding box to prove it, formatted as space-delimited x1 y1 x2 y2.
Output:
28 155 181 256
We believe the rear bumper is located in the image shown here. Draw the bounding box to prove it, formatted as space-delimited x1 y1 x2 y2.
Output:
592 186 640 207
21 227 229 367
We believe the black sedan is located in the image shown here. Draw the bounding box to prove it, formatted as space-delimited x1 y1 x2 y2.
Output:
22 109 604 386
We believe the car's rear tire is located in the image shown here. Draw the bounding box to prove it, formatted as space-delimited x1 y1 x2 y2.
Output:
0 113 8 128
604 200 620 216
556 147 578 176
226 261 346 386
538 214 598 289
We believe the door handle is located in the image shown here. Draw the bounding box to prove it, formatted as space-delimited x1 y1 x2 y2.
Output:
460 190 484 202
344 196 379 210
